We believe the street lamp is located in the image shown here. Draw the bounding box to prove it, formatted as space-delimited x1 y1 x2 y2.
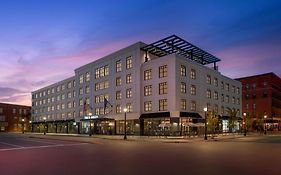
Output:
89 112 92 136
204 107 208 140
123 108 128 140
43 117 47 135
264 115 267 135
29 120 33 132
243 112 247 136
21 118 25 134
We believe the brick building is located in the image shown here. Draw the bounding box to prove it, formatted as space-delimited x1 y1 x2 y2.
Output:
0 103 31 132
236 72 281 131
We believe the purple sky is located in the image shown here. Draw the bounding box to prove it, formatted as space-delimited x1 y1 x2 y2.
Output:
0 0 281 106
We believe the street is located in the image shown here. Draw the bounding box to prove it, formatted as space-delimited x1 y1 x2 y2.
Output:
0 133 281 175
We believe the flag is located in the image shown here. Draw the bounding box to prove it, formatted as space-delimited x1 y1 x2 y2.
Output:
104 97 113 114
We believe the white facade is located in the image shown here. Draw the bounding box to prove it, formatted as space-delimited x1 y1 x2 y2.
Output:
32 38 242 124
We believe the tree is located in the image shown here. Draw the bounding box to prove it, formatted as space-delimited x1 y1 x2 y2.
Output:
227 108 239 133
207 110 219 137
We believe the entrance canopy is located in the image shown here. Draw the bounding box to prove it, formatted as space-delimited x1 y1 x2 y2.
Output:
141 35 221 65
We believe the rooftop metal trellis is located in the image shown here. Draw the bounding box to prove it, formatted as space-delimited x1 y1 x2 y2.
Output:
141 35 221 65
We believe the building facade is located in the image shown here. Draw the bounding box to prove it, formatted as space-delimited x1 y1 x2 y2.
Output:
0 103 31 132
237 72 281 131
32 35 242 135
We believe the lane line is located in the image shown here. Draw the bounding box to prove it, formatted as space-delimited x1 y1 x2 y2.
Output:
0 141 24 148
16 138 62 145
0 143 89 152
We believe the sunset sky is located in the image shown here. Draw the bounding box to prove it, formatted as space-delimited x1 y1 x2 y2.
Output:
0 0 281 106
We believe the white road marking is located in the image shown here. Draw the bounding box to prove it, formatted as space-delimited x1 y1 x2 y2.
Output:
0 141 24 148
16 138 60 145
0 143 89 152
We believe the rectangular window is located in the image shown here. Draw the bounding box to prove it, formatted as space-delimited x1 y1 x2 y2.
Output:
232 86 235 93
180 65 186 77
237 98 240 105
214 105 218 113
214 78 218 87
126 74 132 84
236 87 240 94
206 89 211 99
159 82 168 95
116 60 122 72
221 106 224 114
116 77 122 86
116 105 122 114
144 85 152 96
116 91 122 100
79 88 83 95
180 82 186 93
190 69 196 79
226 83 230 91
159 99 168 111
206 75 211 84
67 82 72 89
126 56 133 69
159 65 168 78
181 99 187 110
144 101 152 112
126 88 132 98
214 91 218 100
86 72 90 82
79 74 83 84
221 94 224 102
126 103 132 112
85 86 90 94
191 101 196 111
226 95 229 103
190 85 196 95
232 97 235 104
221 81 224 90
144 69 152 80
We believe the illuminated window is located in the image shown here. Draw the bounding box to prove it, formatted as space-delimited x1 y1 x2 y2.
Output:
116 105 122 114
86 72 90 82
144 69 152 80
126 56 133 69
180 65 186 77
144 85 152 96
190 69 196 79
181 99 187 110
159 65 167 78
116 60 122 72
206 89 211 99
214 78 218 87
116 91 122 100
116 77 122 86
159 82 167 95
79 74 83 84
181 82 186 93
126 74 132 84
191 101 196 111
144 101 152 112
126 103 132 112
159 99 168 111
214 91 218 100
126 88 132 98
206 75 211 84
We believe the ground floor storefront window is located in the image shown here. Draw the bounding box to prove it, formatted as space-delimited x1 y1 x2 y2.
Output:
81 119 115 135
115 119 139 135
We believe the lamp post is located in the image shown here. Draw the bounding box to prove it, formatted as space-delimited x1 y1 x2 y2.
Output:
21 118 25 134
43 117 47 135
123 108 128 140
264 115 267 135
89 112 92 136
204 107 208 140
29 120 33 132
243 112 247 136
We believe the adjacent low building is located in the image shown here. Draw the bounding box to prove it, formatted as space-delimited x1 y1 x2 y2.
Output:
31 35 242 135
0 103 31 132
236 72 281 131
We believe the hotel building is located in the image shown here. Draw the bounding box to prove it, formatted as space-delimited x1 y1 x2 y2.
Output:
31 35 242 135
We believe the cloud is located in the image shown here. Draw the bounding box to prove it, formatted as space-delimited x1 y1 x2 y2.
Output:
0 87 30 106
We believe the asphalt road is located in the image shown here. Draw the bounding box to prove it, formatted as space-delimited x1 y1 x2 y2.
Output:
0 133 281 175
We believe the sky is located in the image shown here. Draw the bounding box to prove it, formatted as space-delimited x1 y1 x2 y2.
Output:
0 0 281 106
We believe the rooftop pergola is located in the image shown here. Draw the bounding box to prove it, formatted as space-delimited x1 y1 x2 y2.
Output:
141 35 221 66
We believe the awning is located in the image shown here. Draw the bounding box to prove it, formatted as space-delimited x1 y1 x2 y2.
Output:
180 112 202 118
140 112 170 119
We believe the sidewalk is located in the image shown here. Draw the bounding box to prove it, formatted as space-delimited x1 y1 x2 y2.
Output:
23 132 261 144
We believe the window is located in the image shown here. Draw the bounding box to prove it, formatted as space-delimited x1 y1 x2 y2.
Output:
116 105 122 114
126 74 132 84
67 82 72 89
226 83 230 91
206 89 211 99
221 106 224 114
226 95 229 103
116 91 122 100
95 81 109 91
144 85 152 96
221 81 224 90
236 87 240 94
0 108 3 114
86 98 90 105
190 69 196 79
61 94 65 100
180 82 186 93
214 105 218 113
237 98 240 105
253 103 256 109
56 104 60 110
95 65 109 79
214 91 218 100
252 83 256 89
207 103 211 111
232 97 235 104
126 56 133 69
61 104 65 110
79 74 83 84
190 85 196 95
85 86 90 94
191 101 196 111
245 83 249 89
159 82 168 95
126 103 132 112
206 75 211 84
86 72 90 82
232 86 235 93
56 86 60 92
126 88 132 98
144 101 152 112
159 65 167 78
79 88 83 95
214 78 218 87
57 95 60 101
159 99 168 111
263 81 268 87
79 99 83 106
67 102 72 109
144 69 152 80
180 65 186 76
221 94 224 102
116 77 122 86
116 60 122 72
181 99 187 110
